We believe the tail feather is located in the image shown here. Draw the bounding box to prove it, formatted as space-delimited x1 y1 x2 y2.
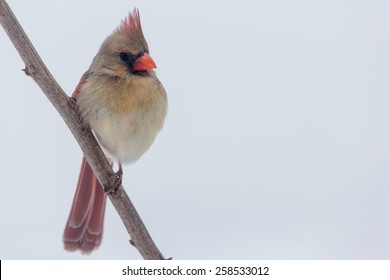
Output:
63 156 106 254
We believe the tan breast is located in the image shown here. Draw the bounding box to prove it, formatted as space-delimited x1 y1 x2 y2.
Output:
77 73 167 164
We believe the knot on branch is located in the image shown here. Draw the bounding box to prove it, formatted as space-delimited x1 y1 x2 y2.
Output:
22 65 35 76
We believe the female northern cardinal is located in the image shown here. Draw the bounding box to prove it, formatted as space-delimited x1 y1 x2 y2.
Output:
63 9 167 253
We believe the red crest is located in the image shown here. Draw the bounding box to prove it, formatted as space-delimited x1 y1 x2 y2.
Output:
118 8 144 37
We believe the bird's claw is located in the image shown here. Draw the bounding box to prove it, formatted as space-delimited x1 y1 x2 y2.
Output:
105 164 123 195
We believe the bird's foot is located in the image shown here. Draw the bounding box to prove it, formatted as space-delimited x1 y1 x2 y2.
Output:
106 164 123 195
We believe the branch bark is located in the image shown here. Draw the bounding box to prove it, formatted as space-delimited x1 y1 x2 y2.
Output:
0 0 165 260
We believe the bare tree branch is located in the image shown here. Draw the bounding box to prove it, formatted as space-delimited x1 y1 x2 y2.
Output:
0 0 165 260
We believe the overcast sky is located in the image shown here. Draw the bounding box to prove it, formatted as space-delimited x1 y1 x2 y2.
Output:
1 0 390 259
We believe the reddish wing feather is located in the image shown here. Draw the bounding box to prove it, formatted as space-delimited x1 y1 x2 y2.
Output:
71 73 88 98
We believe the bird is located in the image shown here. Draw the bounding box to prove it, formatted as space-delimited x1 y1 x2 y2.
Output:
63 8 167 254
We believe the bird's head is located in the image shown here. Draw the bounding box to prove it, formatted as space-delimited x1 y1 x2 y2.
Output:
91 9 157 78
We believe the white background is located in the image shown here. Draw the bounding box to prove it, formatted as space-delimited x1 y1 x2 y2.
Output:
1 0 390 259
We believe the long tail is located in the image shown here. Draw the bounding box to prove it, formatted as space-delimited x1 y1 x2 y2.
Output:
63 156 106 254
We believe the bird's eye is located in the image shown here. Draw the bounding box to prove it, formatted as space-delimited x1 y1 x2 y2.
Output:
119 52 129 61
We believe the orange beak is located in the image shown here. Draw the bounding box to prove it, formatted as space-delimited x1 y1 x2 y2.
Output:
133 52 157 71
